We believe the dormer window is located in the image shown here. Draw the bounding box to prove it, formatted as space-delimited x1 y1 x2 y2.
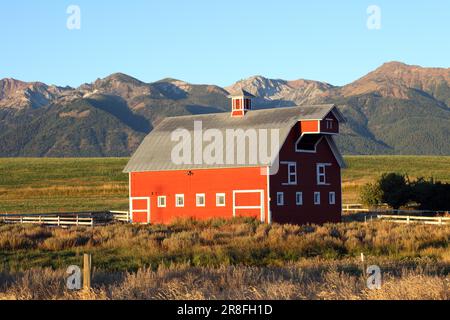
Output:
244 98 251 110
296 134 322 152
326 119 333 129
234 99 242 110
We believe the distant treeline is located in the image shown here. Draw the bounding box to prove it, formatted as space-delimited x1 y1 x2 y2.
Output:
360 173 450 211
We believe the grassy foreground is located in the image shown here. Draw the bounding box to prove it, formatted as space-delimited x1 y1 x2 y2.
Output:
0 218 448 300
0 156 449 300
0 156 449 213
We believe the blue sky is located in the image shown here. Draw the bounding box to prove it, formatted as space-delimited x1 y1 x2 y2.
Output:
0 1 449 87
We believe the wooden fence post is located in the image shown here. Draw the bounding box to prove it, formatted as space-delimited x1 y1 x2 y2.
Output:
83 253 92 291
361 253 366 278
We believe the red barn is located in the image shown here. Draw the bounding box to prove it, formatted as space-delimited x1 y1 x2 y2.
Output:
124 90 346 225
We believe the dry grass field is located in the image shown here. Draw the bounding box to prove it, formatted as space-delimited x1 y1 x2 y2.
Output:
0 218 448 300
0 156 449 300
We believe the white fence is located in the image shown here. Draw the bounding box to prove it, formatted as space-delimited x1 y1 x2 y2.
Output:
377 215 450 226
110 211 131 222
0 215 95 226
343 204 449 215
0 211 131 227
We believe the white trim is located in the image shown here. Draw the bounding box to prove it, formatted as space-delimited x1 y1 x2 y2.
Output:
266 166 271 224
128 173 132 222
295 133 324 153
329 107 346 123
276 192 284 206
130 197 151 224
216 193 226 207
340 169 343 215
196 193 206 207
157 196 166 208
232 190 265 223
317 163 331 185
296 192 303 206
324 135 346 168
329 192 336 205
280 161 297 186
314 192 321 205
175 194 185 207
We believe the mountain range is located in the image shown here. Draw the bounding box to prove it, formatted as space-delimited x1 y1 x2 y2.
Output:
0 61 449 157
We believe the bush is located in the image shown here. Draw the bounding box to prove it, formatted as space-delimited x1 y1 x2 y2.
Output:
379 173 411 209
360 173 411 209
360 173 450 211
411 178 450 211
359 183 383 207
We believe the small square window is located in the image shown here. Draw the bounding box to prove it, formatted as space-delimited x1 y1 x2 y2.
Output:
296 192 303 206
196 193 206 207
157 196 166 208
329 192 336 205
175 194 184 207
314 192 321 205
277 192 284 206
216 193 226 207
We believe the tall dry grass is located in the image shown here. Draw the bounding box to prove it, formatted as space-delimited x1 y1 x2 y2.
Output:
0 264 448 300
0 218 448 300
0 219 448 271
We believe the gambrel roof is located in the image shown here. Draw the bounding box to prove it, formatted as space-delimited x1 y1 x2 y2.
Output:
227 88 256 98
124 104 345 173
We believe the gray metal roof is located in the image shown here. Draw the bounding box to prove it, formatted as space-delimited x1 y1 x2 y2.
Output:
227 88 256 98
124 104 343 172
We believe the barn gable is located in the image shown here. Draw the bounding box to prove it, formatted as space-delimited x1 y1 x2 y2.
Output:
124 104 345 173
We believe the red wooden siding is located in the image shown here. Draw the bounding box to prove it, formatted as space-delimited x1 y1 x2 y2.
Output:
130 167 269 224
299 120 319 133
319 111 339 134
270 125 342 225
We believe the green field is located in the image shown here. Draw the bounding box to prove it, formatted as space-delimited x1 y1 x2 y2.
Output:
0 158 129 214
0 156 449 213
0 156 449 300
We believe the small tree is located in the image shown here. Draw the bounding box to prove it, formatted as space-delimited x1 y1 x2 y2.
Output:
359 173 411 209
378 173 411 209
411 178 450 211
359 182 383 208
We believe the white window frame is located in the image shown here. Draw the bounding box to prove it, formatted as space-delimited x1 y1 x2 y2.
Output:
326 118 333 130
317 163 331 185
295 134 323 153
175 194 185 207
216 193 226 207
296 192 303 206
329 192 336 205
281 161 297 185
157 196 166 208
314 192 321 205
277 192 284 206
196 193 206 207
232 190 265 223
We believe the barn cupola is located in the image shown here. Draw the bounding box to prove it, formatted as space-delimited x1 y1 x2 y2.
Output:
228 89 255 117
